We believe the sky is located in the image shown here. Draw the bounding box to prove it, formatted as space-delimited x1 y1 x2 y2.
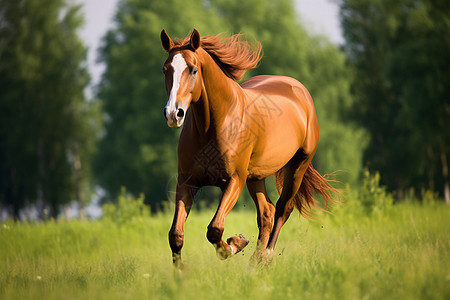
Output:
77 0 343 95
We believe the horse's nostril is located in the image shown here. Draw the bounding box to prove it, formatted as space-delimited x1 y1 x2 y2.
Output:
177 108 185 119
163 107 168 120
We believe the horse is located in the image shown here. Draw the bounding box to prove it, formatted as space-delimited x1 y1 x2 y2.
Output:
160 29 336 267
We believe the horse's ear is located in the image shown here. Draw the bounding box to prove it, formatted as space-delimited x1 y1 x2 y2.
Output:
161 29 174 52
190 29 201 51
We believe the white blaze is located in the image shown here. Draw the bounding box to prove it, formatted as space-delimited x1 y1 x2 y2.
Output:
166 53 187 112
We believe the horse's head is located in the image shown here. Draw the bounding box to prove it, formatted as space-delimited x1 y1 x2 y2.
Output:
160 29 203 128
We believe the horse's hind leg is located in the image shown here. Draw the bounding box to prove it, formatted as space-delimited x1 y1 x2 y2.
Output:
266 152 313 253
247 179 275 259
207 174 249 259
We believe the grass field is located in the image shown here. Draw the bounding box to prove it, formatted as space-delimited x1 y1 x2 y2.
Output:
1 197 450 299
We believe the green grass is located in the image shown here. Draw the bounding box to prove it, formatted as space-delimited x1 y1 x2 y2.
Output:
1 202 450 299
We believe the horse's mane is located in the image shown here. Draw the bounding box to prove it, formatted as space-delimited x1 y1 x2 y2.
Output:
175 33 262 81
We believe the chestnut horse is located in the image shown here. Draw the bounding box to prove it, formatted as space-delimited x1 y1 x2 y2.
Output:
161 29 335 267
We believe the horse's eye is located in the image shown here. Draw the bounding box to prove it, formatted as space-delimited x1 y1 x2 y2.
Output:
192 66 198 75
162 66 167 74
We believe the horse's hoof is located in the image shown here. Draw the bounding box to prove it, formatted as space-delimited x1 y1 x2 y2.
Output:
172 254 188 272
250 248 274 267
227 234 249 255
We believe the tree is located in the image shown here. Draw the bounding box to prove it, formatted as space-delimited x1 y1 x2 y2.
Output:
339 0 450 201
94 0 226 209
95 0 365 209
0 0 96 219
211 0 367 184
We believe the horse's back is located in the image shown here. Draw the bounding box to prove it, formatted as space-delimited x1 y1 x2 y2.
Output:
241 75 314 107
241 75 317 131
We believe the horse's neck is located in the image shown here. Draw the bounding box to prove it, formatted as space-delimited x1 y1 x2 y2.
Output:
190 49 245 137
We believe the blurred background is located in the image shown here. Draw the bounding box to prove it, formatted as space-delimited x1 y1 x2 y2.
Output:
0 0 448 220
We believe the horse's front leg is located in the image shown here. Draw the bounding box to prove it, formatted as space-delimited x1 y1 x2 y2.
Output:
207 174 248 259
169 181 198 268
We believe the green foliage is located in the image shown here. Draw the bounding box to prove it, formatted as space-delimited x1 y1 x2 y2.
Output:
1 200 449 299
0 0 98 218
339 0 450 198
95 0 364 209
358 170 394 216
212 0 367 185
102 187 149 225
333 170 394 222
93 0 227 208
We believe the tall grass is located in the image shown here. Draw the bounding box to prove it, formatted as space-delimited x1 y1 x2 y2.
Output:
1 185 449 299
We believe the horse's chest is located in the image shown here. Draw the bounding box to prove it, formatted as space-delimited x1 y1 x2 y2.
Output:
180 140 234 186
195 143 228 182
179 122 254 186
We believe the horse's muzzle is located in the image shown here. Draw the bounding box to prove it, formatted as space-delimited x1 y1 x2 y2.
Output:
164 106 185 128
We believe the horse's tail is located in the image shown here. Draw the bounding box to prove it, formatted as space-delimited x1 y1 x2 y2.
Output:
275 163 338 218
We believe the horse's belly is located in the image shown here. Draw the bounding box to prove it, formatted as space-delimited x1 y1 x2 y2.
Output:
247 151 296 179
246 104 308 179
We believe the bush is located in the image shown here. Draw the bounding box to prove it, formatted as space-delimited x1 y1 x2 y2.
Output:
333 170 394 221
358 169 394 216
102 188 150 225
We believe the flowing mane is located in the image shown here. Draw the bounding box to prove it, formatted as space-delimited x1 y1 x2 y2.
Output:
174 33 262 81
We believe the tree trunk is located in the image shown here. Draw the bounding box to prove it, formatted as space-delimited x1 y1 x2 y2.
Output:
7 168 21 222
73 151 86 220
12 203 20 222
441 150 449 204
64 204 71 221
